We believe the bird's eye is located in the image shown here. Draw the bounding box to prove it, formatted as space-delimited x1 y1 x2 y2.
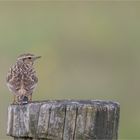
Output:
28 57 32 59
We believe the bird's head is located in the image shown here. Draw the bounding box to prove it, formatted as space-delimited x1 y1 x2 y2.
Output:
17 53 41 66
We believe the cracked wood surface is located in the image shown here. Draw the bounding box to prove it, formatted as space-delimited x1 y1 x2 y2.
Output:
7 100 120 140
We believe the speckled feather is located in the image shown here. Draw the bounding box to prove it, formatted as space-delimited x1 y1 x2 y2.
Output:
7 62 38 95
6 53 39 103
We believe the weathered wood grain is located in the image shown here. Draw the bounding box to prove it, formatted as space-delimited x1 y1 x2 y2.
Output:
7 100 120 140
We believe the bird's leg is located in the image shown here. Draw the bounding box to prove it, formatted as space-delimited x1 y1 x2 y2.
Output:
28 94 32 102
12 95 16 104
12 95 18 104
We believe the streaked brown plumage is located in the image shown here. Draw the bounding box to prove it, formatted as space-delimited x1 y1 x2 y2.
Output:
6 53 41 104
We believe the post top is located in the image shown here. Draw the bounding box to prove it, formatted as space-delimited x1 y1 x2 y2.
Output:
10 99 120 107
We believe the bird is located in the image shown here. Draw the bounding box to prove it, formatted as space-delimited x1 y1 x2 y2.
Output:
6 53 41 104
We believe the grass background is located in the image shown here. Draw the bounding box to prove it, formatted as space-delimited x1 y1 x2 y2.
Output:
0 1 140 139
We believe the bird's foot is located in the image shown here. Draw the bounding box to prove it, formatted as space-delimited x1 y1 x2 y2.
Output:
28 99 32 103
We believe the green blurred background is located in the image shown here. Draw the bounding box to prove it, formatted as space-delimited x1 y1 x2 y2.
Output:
0 1 140 139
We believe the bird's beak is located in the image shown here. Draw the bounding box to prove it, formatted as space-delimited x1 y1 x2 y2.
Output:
34 56 41 60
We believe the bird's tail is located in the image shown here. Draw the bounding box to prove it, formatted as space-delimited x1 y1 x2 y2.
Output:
18 95 28 105
18 88 28 104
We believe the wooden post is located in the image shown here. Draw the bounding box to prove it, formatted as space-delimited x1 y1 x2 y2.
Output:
7 100 120 140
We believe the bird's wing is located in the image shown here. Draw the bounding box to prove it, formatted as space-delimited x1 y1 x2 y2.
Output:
31 74 38 84
28 74 38 92
6 67 13 82
6 66 20 95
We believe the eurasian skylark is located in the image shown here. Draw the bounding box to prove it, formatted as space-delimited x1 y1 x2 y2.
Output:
6 53 41 104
